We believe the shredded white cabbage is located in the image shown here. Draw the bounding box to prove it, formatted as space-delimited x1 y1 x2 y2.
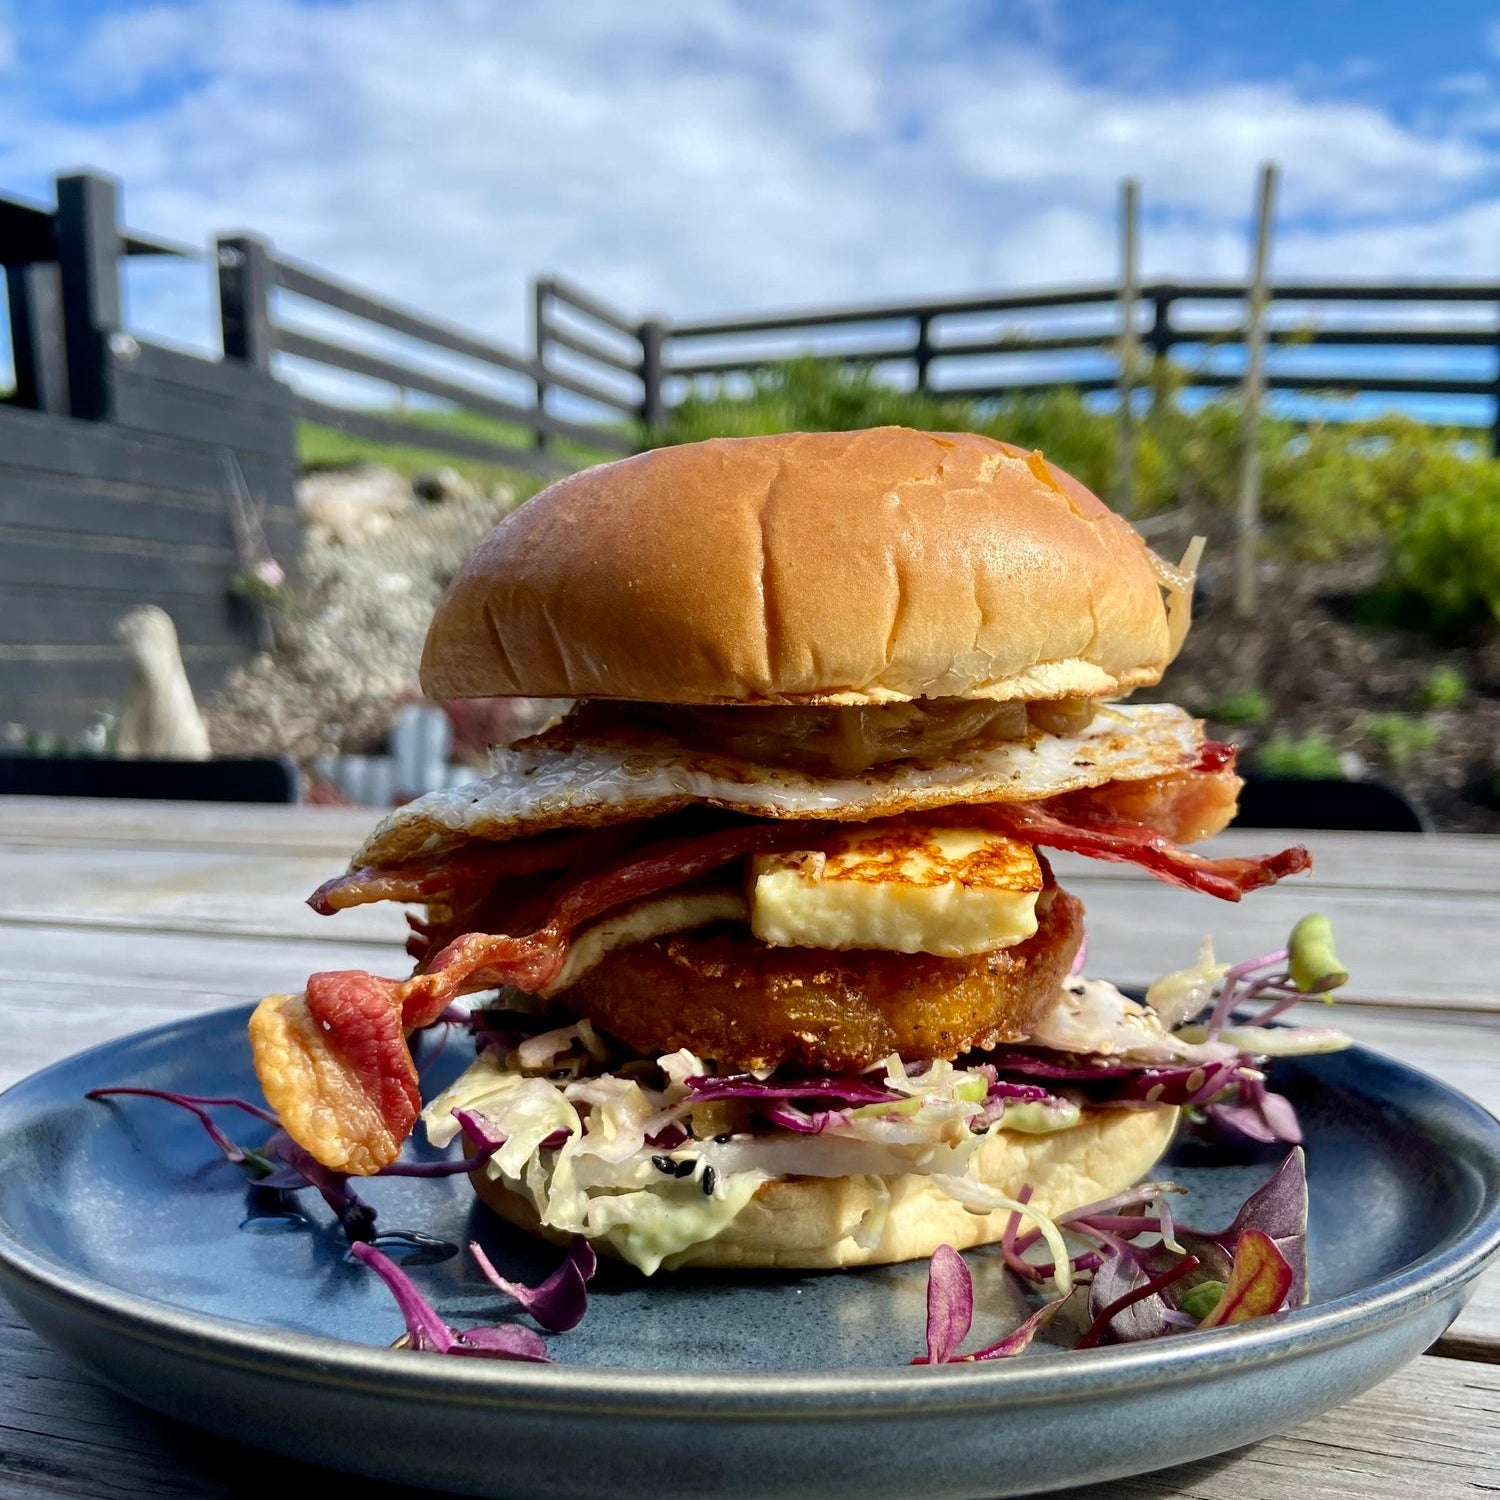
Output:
930 1174 1075 1296
1151 535 1205 666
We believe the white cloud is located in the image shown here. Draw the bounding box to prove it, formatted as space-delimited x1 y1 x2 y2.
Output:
3 0 1499 384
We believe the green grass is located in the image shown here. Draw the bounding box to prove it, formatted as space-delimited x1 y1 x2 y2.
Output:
1363 713 1441 772
298 405 628 492
1199 687 1272 727
1417 665 1467 711
1254 733 1344 780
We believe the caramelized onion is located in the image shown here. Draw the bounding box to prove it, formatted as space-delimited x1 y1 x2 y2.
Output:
556 696 1101 776
622 699 1057 775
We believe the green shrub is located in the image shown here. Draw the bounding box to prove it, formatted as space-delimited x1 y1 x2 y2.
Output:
1363 713 1440 772
1200 687 1272 726
1417 665 1467 711
1254 733 1344 780
1378 465 1500 635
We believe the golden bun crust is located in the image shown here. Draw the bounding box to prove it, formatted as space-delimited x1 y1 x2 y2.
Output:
470 1103 1179 1271
421 428 1171 705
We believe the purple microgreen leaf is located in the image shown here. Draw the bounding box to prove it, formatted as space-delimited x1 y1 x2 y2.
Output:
350 1241 455 1353
1204 1088 1303 1147
470 1237 597 1333
960 1289 1076 1361
1215 1147 1308 1306
268 1130 377 1241
1197 1230 1295 1327
86 1087 280 1179
914 1244 973 1365
449 1324 551 1361
1077 1254 1201 1349
1205 949 1289 1038
351 1243 553 1362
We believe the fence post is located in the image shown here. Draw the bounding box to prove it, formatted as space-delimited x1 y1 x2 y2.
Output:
1492 301 1500 459
1234 163 1278 620
1115 179 1140 515
54 171 121 422
531 277 551 451
6 264 70 413
638 318 666 433
913 314 934 394
217 234 274 373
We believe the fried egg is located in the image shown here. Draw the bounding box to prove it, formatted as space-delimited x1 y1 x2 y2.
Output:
354 701 1201 867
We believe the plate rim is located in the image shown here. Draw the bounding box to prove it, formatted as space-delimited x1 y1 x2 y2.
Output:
1 1002 1497 1420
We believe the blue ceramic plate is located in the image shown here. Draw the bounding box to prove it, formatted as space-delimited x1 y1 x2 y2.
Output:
0 1005 1496 1499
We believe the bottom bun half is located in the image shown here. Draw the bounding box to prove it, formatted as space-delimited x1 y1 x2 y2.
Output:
470 1103 1179 1272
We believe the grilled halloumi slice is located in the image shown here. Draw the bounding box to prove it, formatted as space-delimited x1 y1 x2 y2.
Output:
749 819 1042 957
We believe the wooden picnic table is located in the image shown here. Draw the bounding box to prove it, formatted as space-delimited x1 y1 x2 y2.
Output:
0 795 1496 1499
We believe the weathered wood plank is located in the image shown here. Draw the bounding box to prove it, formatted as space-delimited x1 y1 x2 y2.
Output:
110 376 294 463
0 1299 450 1499
1433 1264 1500 1363
0 473 245 549
0 926 402 1031
0 843 404 945
0 526 236 594
0 404 295 509
1057 1355 1500 1499
0 587 245 651
0 797 374 852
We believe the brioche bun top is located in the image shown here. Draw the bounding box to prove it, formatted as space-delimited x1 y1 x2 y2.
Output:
420 427 1174 706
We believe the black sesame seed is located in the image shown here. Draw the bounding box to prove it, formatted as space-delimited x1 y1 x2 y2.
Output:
651 1155 676 1175
701 1165 717 1196
673 1158 697 1179
714 1133 733 1144
550 1068 572 1079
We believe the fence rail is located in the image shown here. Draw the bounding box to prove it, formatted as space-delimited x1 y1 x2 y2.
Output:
217 245 642 473
663 277 1500 451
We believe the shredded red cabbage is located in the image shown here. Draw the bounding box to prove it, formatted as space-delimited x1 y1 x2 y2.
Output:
683 1074 899 1107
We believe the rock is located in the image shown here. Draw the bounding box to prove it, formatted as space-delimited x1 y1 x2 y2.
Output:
114 606 212 760
413 467 480 506
298 464 413 545
203 476 523 765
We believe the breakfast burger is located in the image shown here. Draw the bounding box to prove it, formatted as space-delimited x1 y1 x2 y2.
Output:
250 427 1311 1274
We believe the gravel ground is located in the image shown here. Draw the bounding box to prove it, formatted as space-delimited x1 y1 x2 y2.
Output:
1163 554 1500 833
203 469 521 764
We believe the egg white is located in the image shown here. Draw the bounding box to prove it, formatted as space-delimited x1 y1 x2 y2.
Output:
353 701 1201 867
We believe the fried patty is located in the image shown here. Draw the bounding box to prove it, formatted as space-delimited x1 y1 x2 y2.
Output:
560 884 1084 1071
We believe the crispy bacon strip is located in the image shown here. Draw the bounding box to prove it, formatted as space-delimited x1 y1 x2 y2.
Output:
1049 759 1242 846
308 827 636 914
965 798 1310 901
252 819 839 1171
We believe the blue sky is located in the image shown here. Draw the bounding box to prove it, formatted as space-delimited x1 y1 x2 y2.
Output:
6 1 1500 417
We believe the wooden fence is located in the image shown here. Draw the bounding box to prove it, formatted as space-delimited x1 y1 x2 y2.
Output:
232 251 646 473
1 173 297 737
662 279 1500 452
